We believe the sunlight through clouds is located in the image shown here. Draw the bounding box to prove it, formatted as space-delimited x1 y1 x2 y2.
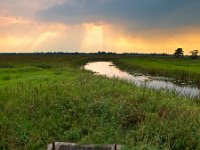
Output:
0 0 200 53
82 24 104 51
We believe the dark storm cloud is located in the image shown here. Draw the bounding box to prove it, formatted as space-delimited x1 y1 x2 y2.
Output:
37 0 200 30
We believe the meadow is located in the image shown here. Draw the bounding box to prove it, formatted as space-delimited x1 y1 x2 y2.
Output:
115 56 200 84
0 54 200 150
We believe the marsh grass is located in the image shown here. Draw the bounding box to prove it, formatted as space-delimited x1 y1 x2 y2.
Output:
114 57 200 84
0 54 200 149
1 74 11 81
0 64 14 68
32 63 53 69
53 68 63 75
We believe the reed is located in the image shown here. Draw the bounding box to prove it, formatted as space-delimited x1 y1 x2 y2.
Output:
114 57 200 84
0 54 200 149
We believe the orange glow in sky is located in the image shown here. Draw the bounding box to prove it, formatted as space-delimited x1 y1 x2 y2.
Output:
0 18 200 54
0 0 200 54
82 24 104 51
0 18 200 53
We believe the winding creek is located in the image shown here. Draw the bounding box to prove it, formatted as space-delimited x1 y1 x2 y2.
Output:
84 61 200 99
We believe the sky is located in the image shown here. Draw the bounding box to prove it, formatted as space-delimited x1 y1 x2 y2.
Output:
0 0 200 54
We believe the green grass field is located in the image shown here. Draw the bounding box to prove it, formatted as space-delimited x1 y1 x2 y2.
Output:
114 56 200 84
0 54 200 149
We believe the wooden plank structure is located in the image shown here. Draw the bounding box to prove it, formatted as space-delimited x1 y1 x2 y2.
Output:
47 142 121 150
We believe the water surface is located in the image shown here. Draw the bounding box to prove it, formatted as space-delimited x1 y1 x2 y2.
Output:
84 61 200 98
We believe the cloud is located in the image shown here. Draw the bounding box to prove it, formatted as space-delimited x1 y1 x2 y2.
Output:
1 0 200 53
37 0 200 30
0 17 34 27
0 0 64 17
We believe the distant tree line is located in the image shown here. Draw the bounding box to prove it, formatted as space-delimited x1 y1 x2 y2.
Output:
0 49 199 59
174 48 199 59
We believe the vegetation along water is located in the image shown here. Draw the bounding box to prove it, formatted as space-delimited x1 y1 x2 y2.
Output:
0 54 200 149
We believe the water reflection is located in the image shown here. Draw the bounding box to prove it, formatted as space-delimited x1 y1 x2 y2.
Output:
84 61 200 98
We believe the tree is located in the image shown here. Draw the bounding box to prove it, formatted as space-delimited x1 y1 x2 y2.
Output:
190 50 199 59
174 48 184 57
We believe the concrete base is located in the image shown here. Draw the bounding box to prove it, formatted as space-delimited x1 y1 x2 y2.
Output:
47 142 121 150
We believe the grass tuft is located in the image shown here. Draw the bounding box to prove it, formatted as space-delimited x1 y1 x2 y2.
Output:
0 54 200 149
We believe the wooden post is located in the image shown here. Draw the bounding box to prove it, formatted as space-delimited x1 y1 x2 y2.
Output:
114 144 117 150
52 141 55 150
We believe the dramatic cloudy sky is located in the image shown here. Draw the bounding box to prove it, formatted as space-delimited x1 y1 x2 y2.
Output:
1 0 200 54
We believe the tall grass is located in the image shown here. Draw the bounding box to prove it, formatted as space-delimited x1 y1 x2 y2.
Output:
1 74 11 81
114 57 200 84
0 54 200 149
